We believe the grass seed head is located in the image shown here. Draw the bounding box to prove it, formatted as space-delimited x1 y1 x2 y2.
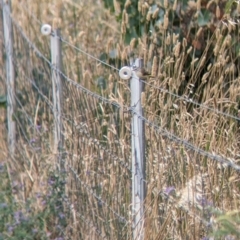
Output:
216 5 221 19
153 8 160 19
196 27 203 38
164 0 168 9
166 33 171 45
163 12 169 30
174 41 181 58
124 0 131 8
146 11 152 21
187 46 193 55
173 0 178 11
151 56 158 77
113 0 121 15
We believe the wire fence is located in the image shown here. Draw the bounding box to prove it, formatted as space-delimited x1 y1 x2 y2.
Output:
1 1 240 240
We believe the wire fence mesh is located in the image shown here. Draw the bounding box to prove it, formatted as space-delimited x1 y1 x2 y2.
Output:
61 78 132 239
3 5 133 239
1 1 240 240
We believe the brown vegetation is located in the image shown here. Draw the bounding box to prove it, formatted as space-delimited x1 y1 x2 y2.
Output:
0 0 239 239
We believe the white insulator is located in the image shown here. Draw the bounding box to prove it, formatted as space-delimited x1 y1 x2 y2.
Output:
119 66 132 80
41 24 52 35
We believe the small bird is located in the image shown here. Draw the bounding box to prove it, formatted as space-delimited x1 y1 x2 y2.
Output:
133 66 151 80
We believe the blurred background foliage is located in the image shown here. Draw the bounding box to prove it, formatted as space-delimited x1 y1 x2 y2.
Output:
102 0 239 46
102 0 240 105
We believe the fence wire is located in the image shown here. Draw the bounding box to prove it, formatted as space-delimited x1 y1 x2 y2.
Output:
141 79 240 122
2 2 240 240
4 6 133 239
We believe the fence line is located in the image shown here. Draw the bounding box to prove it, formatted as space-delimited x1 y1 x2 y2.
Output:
18 69 132 173
18 1 121 72
2 1 240 239
60 37 120 72
10 97 116 239
68 164 129 224
5 3 239 177
14 16 240 125
8 15 239 169
7 115 109 239
142 79 240 122
3 1 15 155
10 65 123 237
50 28 64 157
11 15 125 111
7 4 240 122
13 93 40 138
131 108 240 171
5 0 240 179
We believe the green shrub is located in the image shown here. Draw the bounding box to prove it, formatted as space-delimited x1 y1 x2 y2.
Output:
0 162 67 240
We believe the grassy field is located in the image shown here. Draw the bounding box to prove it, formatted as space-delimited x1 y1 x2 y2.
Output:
0 0 240 239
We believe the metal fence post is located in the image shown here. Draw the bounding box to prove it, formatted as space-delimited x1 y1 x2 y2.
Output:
2 0 16 156
50 28 64 169
131 58 146 240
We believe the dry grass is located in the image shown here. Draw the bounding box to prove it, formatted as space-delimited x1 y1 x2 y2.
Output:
0 0 239 239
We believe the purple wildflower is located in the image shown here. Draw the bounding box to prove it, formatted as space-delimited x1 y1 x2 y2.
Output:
164 186 175 196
